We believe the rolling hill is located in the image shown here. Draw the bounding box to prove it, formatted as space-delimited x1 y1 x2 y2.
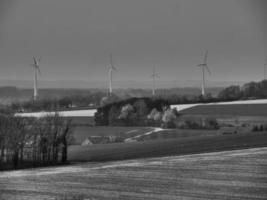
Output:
1 147 266 199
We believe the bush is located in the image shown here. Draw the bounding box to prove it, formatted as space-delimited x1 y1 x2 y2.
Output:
184 118 202 129
205 117 219 129
252 125 259 132
176 116 219 130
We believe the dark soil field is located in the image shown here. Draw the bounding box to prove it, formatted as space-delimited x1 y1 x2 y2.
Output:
69 132 267 162
181 104 267 116
72 126 152 144
1 147 267 200
138 129 218 141
69 117 95 126
71 126 218 145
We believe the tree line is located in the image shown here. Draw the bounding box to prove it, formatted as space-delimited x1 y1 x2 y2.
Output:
0 113 73 170
218 80 267 100
95 97 219 129
10 91 109 112
8 80 267 113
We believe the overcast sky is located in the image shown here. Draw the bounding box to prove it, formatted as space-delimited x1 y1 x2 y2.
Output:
0 0 266 85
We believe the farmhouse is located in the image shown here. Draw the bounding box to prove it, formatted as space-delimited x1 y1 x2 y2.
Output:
81 136 117 145
81 138 93 146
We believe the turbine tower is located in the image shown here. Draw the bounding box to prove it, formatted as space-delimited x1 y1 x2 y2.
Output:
107 54 118 96
32 56 41 101
197 50 211 96
150 65 160 96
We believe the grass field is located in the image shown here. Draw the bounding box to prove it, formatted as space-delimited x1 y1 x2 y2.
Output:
69 132 267 162
1 147 267 200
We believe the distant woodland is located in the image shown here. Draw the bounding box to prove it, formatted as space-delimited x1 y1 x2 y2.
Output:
0 80 267 113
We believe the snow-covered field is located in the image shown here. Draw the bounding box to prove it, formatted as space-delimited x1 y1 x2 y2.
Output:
124 127 165 142
15 109 97 118
170 103 200 111
15 99 267 118
208 99 267 105
171 98 267 111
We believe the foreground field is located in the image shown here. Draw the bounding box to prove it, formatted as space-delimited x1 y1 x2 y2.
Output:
1 147 267 200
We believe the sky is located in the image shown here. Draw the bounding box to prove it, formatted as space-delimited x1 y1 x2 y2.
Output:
0 0 266 87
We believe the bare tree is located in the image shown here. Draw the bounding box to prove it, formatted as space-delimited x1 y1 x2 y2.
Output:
0 112 73 170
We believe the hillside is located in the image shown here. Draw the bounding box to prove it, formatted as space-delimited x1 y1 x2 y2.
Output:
1 147 266 199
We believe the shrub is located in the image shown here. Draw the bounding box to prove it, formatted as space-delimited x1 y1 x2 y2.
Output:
252 125 259 132
176 116 219 130
205 117 219 129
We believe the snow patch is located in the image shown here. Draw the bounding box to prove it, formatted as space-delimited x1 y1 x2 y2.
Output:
124 127 165 142
15 109 97 118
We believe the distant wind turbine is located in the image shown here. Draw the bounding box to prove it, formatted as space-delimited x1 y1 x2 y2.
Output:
31 56 42 101
150 65 160 96
107 54 118 96
197 50 211 96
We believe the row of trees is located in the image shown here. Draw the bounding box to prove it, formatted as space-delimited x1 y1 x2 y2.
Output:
218 80 267 100
9 80 267 113
157 80 267 105
11 91 111 112
161 80 267 104
0 113 73 170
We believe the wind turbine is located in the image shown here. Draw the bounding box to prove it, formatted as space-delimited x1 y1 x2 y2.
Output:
31 56 42 101
197 50 211 96
107 54 118 96
150 65 160 96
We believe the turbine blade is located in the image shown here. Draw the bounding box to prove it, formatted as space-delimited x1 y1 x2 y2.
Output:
151 73 160 78
33 56 37 66
205 65 211 75
204 50 208 64
152 65 159 77
112 64 118 71
109 53 118 71
109 53 114 70
110 53 113 65
37 66 42 76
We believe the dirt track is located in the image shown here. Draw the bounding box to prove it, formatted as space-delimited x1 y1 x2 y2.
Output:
1 147 267 200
